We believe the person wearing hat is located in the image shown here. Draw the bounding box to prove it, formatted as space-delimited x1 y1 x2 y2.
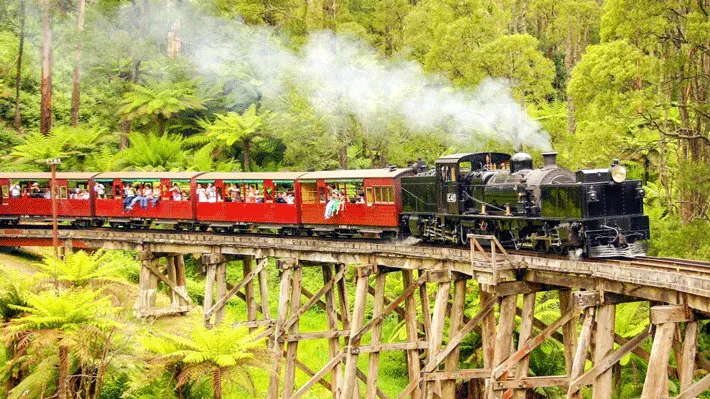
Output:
30 182 42 198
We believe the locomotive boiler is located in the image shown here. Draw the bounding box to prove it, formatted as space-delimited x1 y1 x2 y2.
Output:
401 152 650 257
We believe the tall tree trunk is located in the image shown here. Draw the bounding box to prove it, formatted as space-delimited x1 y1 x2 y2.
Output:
157 116 166 136
40 0 53 136
13 0 25 132
71 0 86 127
120 60 141 149
167 0 181 58
243 140 251 171
58 344 69 399
338 144 347 169
213 368 222 399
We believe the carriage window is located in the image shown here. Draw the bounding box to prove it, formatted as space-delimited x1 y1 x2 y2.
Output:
366 187 374 205
301 183 318 204
274 182 295 204
242 183 264 203
94 181 114 199
68 181 90 200
168 181 191 201
459 162 472 174
1 186 7 198
59 186 68 199
372 186 395 204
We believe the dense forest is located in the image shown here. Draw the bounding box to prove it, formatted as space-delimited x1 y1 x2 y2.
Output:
0 0 709 398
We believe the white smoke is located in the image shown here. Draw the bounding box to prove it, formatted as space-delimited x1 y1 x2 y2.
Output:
124 6 552 150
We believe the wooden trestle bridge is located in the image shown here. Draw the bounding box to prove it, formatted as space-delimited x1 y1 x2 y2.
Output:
1 227 710 399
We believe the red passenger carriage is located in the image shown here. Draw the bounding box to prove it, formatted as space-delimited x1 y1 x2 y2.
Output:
0 172 99 226
195 172 305 233
92 172 204 229
297 168 413 237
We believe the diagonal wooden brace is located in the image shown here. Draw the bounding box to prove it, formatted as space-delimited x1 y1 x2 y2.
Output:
204 258 268 320
143 260 192 305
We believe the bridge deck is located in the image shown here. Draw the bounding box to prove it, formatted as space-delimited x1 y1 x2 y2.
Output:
1 227 708 313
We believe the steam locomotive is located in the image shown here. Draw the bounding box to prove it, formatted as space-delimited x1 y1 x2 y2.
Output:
0 151 649 258
401 152 649 257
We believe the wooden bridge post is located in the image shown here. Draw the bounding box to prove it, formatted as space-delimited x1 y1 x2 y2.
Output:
487 293 517 399
402 269 422 399
424 270 452 399
136 252 158 314
243 257 259 332
641 305 694 399
215 261 227 325
268 259 295 399
282 262 303 398
441 275 468 399
593 303 616 399
558 289 578 379
365 268 387 399
511 291 536 399
341 265 372 399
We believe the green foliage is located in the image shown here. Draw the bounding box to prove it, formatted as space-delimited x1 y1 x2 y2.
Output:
119 132 186 171
33 249 134 289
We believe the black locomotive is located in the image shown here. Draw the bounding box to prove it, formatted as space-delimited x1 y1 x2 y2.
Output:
400 152 650 257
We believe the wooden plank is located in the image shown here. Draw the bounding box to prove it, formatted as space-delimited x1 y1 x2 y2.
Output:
203 264 216 326
568 308 595 399
673 369 710 399
282 265 347 333
491 305 581 380
567 329 650 394
489 294 517 399
366 272 387 399
511 292 535 399
167 256 178 306
243 257 258 332
559 290 577 378
419 269 433 340
679 321 698 392
640 322 675 399
480 286 497 370
143 259 192 305
650 305 693 324
215 262 227 325
494 376 569 390
402 269 422 399
267 266 293 399
424 369 491 381
233 319 275 329
425 281 451 399
281 330 350 341
356 367 390 399
359 342 429 353
423 299 497 373
282 266 303 398
443 279 467 398
295 359 332 392
204 258 268 318
341 267 370 399
593 304 615 399
323 265 342 396
289 352 345 399
336 264 351 329
352 272 427 342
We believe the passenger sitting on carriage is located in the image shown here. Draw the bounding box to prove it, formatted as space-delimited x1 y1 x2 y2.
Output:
197 184 208 202
9 184 21 198
227 184 242 202
125 185 143 211
170 183 182 201
286 193 295 204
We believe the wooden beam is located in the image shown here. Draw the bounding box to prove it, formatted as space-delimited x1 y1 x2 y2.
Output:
423 298 497 373
494 376 569 390
203 263 216 327
281 330 350 341
143 259 192 305
282 266 303 398
294 359 332 392
341 266 371 399
673 369 710 399
424 369 491 381
322 265 342 396
489 294 517 399
352 272 427 343
402 270 422 399
288 352 345 399
215 262 227 325
425 281 451 399
491 305 581 380
650 305 694 325
567 308 595 399
593 304 616 399
480 287 497 370
419 269 433 340
511 292 535 399
443 279 467 399
243 257 258 332
679 321 698 392
282 265 347 333
366 272 387 399
204 258 268 319
567 329 650 395
267 266 293 399
640 323 675 399
559 290 577 378
359 341 429 353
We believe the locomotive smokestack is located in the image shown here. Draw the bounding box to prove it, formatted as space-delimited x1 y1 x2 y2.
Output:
542 151 558 167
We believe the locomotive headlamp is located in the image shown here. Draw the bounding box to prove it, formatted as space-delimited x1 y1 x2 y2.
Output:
610 165 627 183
